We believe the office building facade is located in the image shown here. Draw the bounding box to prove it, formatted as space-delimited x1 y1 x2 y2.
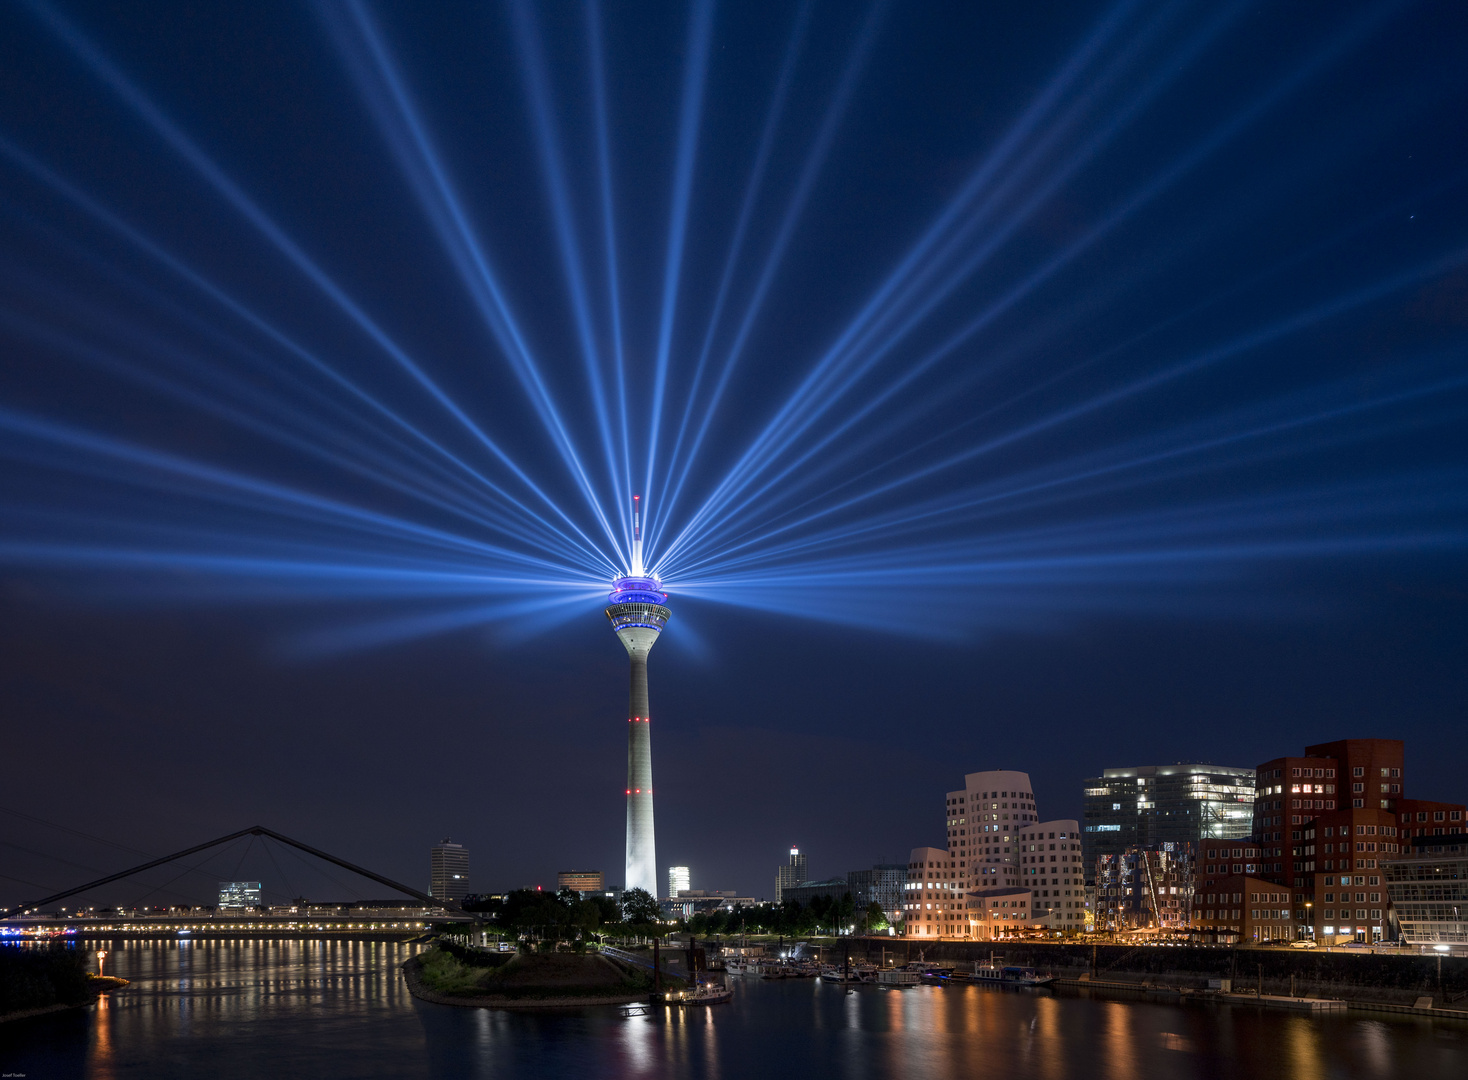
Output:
668 866 690 898
1094 843 1195 934
775 847 807 902
429 839 469 903
1082 764 1254 872
218 882 261 910
1192 737 1464 944
906 769 1048 938
1386 834 1468 948
846 864 906 922
1018 820 1088 931
904 847 961 937
557 870 604 895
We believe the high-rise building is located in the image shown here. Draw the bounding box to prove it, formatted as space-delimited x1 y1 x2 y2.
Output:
1081 764 1254 872
953 769 1038 893
218 882 261 910
557 870 604 895
605 496 669 897
906 769 1044 938
668 866 690 898
775 847 807 901
430 839 469 903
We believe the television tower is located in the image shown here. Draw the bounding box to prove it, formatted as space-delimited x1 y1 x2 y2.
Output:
605 495 669 897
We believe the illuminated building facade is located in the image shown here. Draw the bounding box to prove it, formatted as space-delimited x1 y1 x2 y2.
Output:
1018 820 1088 931
904 847 961 937
846 864 907 923
967 887 1036 937
906 769 1047 938
605 496 669 897
1082 764 1254 872
952 769 1038 894
775 847 807 902
557 870 604 894
1094 843 1195 934
429 839 469 903
1197 737 1462 944
217 881 261 910
668 866 690 898
1386 834 1468 947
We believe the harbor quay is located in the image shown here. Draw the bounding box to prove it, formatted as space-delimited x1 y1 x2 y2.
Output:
799 936 1468 1011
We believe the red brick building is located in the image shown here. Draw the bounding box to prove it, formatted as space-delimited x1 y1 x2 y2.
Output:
1194 738 1462 944
1395 798 1465 841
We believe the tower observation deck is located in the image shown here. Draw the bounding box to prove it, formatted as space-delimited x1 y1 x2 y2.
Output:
605 496 669 898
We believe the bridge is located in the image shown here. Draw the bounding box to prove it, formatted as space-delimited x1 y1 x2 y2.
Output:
0 824 478 939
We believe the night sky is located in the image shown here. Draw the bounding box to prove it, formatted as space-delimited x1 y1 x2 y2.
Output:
2 0 1467 908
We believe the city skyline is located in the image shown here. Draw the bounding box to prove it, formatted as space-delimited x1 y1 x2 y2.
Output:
0 0 1466 903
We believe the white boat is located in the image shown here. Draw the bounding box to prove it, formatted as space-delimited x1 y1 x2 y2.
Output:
658 983 732 1005
961 963 1056 987
876 969 919 988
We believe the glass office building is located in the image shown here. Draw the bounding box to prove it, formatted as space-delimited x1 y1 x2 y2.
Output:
1083 764 1254 876
218 881 262 910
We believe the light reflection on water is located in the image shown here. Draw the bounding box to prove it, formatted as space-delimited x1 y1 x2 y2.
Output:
1 941 1466 1079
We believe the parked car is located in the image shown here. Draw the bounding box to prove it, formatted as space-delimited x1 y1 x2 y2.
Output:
1289 939 1317 949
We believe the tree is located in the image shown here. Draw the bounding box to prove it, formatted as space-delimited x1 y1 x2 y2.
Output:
591 894 621 925
621 887 661 926
864 901 889 933
571 899 602 935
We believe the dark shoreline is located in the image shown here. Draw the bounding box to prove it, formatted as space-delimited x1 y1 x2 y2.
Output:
0 975 128 1026
401 954 650 1010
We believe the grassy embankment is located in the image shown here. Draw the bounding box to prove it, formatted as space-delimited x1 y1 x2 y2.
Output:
415 946 680 1001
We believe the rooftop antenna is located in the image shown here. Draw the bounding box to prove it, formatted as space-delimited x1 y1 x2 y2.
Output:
631 494 644 577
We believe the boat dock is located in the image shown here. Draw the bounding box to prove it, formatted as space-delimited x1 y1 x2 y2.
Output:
1216 992 1347 1012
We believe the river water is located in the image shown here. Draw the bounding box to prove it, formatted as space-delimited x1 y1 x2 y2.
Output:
3 940 1467 1079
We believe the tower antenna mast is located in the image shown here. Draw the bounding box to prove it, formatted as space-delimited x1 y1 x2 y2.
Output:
632 494 644 577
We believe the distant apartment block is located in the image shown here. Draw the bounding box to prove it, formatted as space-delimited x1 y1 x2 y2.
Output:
429 839 469 904
557 870 604 894
217 882 261 910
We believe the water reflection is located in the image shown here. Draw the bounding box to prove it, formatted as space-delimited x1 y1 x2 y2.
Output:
4 945 1468 1079
1284 1017 1325 1080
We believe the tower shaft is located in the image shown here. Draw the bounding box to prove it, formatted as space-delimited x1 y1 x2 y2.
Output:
625 648 655 896
606 495 668 900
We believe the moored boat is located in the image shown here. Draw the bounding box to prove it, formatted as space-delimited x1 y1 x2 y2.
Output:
960 962 1056 987
657 983 733 1005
